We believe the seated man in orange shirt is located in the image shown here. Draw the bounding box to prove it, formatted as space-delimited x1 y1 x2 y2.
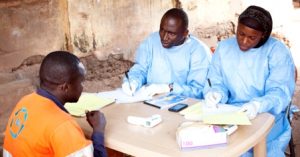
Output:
3 51 107 157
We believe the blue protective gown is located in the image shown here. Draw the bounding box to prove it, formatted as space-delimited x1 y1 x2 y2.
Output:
126 32 211 99
204 37 295 157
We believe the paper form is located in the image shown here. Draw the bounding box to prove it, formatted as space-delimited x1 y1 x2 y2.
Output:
65 92 115 117
203 112 251 125
180 101 251 125
97 86 152 104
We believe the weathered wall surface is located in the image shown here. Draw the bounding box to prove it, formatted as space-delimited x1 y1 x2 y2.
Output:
181 0 241 48
68 0 174 60
1 0 298 70
68 0 242 60
0 0 68 71
0 0 243 70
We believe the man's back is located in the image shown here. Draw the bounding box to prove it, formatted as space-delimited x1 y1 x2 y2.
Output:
3 92 91 157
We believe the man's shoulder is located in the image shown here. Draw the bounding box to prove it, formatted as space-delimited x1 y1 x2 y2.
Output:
138 32 161 48
185 35 211 53
52 116 81 132
16 92 73 126
13 92 43 110
188 35 207 46
145 32 160 41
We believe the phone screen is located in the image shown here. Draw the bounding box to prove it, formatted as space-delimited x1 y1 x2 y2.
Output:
168 103 188 112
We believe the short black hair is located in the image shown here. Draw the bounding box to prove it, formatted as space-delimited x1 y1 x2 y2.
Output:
238 5 273 47
162 8 189 31
39 51 80 88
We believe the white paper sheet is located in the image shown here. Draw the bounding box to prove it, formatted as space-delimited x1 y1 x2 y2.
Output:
97 86 152 103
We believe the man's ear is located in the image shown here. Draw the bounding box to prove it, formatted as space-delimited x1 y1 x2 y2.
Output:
59 82 69 92
183 29 189 38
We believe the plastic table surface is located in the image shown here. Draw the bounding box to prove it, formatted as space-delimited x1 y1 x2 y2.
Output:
74 100 274 157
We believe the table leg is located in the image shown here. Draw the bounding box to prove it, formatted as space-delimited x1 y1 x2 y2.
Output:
253 138 266 157
107 148 125 157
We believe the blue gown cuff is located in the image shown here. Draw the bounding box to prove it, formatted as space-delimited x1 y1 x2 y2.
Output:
172 82 184 95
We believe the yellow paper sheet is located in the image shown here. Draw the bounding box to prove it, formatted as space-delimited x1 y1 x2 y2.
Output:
179 102 251 125
65 93 115 117
179 102 202 115
203 112 251 125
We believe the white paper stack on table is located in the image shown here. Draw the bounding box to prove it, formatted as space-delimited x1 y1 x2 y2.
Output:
97 86 152 104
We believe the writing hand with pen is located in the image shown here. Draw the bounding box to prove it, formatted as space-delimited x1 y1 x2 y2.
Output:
204 79 222 109
122 81 171 97
204 92 222 109
122 70 172 97
122 71 138 96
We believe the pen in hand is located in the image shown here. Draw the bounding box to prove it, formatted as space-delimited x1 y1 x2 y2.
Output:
238 109 248 113
207 78 212 88
125 70 134 96
207 78 218 108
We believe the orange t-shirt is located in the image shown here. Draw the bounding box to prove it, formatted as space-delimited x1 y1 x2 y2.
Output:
3 93 92 157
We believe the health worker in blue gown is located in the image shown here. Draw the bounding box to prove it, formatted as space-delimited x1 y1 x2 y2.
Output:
203 5 295 157
122 8 211 99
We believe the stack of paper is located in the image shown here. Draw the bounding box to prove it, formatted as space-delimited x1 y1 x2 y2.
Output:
176 122 227 149
179 102 251 125
97 87 152 104
65 92 115 117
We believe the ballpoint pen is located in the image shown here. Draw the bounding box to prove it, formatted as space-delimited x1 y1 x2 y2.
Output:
238 108 248 113
125 70 134 96
207 78 218 108
207 78 212 88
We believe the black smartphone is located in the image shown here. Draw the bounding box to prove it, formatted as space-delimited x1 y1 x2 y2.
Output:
168 103 188 112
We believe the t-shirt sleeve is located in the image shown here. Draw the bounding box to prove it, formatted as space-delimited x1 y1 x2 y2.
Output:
49 120 93 157
92 131 107 157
